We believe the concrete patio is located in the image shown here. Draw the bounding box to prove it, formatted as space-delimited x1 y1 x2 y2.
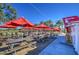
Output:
39 36 77 55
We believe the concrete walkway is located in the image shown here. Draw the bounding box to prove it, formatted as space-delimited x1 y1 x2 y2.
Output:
39 36 77 55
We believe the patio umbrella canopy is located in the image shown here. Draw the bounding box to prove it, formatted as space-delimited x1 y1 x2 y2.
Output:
35 23 49 30
2 17 34 29
11 17 34 27
53 27 61 32
24 26 33 30
33 27 41 30
11 17 27 26
0 24 17 28
4 20 15 25
24 18 34 27
45 27 53 31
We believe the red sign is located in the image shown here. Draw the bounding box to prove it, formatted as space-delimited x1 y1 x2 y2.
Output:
63 16 79 27
63 16 79 32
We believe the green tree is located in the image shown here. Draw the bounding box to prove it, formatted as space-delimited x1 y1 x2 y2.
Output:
40 21 44 24
6 4 17 20
55 19 65 32
0 3 17 23
56 20 64 27
35 24 38 26
44 19 53 27
0 4 4 22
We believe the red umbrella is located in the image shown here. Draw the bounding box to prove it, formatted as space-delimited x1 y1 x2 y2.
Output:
45 27 53 31
11 17 27 26
36 23 49 29
25 18 34 27
4 17 34 28
24 26 33 30
53 27 61 32
4 20 15 25
0 24 16 28
12 17 34 27
33 28 41 30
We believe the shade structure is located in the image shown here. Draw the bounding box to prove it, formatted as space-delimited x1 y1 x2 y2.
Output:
11 17 27 26
11 17 34 27
53 27 61 32
35 23 49 30
3 17 34 29
25 18 34 27
4 20 15 25
33 27 41 30
44 27 53 31
0 24 16 28
24 26 33 30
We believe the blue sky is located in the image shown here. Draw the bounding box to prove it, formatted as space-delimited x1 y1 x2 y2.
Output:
12 3 79 24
